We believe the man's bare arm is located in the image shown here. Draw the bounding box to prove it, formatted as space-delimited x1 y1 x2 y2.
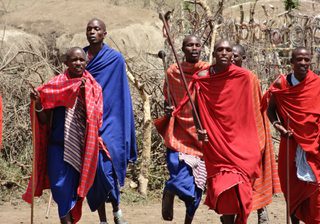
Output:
267 94 292 136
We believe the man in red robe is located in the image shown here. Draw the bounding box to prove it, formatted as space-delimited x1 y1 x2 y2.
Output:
232 44 281 224
262 47 320 224
173 39 262 224
156 35 209 224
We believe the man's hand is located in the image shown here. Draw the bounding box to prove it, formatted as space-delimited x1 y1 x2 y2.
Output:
164 106 174 117
80 77 86 88
29 86 42 110
274 123 293 137
197 129 208 142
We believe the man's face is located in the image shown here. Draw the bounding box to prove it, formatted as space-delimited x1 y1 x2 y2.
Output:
292 49 311 77
86 20 106 45
182 36 201 63
67 49 87 78
232 47 243 67
214 41 233 67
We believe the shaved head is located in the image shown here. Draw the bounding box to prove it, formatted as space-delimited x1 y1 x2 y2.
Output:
182 35 201 48
87 18 106 32
291 47 311 60
214 39 233 51
66 47 86 62
233 44 246 56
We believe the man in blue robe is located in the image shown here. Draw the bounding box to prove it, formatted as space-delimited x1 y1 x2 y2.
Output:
84 18 137 224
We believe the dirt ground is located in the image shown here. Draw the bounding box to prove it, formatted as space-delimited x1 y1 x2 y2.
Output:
0 1 314 223
0 195 287 224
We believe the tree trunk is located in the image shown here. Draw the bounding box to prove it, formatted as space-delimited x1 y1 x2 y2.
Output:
126 69 151 196
137 92 151 196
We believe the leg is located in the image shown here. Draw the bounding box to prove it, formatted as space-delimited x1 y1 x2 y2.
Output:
183 186 203 224
112 200 120 212
111 198 128 224
290 214 300 224
257 207 269 224
60 213 73 224
97 203 107 222
162 189 175 221
221 215 235 224
184 213 193 224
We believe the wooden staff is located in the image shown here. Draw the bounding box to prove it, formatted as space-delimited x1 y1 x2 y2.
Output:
31 101 36 224
286 116 290 224
159 12 205 133
28 81 37 224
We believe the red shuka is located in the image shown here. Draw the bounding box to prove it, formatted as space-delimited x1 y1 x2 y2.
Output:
251 73 281 210
175 64 261 223
262 71 320 223
22 70 103 223
155 61 209 157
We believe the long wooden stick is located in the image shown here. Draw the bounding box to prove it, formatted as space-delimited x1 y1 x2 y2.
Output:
159 12 204 131
45 192 53 219
286 116 290 224
31 103 36 224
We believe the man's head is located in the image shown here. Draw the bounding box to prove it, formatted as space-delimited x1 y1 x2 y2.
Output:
291 47 311 79
182 35 202 63
232 44 246 67
65 47 87 78
213 39 233 70
86 18 107 45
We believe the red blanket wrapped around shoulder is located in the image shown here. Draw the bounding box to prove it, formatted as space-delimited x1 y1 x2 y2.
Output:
154 61 209 157
261 71 320 223
22 70 103 223
174 64 261 223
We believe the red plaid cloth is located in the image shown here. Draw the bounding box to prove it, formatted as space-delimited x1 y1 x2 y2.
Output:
160 61 209 157
22 70 104 223
250 73 281 210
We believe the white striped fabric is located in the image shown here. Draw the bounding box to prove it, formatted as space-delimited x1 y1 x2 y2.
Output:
63 97 86 172
179 152 207 191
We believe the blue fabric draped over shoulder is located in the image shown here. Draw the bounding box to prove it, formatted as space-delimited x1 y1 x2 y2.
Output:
84 44 137 187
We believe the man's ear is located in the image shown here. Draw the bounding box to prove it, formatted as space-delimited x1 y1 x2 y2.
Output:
290 58 293 64
62 54 68 66
103 31 107 37
182 47 186 54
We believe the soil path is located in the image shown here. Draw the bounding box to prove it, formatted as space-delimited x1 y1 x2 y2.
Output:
0 195 286 223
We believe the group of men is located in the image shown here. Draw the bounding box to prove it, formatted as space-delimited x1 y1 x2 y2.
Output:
23 18 136 224
157 35 320 224
21 16 320 224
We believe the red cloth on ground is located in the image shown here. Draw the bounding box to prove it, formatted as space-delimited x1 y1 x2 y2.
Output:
154 61 209 157
22 70 103 223
251 74 281 210
261 70 320 223
175 64 261 223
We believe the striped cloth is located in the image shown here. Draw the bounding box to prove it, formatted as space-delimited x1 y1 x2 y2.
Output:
250 73 281 211
64 97 86 173
161 61 209 157
178 152 207 190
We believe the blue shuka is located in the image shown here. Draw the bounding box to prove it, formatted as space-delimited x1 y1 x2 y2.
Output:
47 107 79 218
84 44 137 187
